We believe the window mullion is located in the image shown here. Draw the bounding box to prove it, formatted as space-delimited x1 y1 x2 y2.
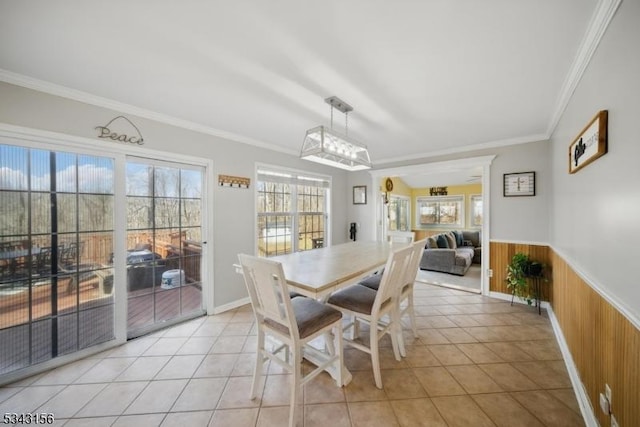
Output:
292 184 299 252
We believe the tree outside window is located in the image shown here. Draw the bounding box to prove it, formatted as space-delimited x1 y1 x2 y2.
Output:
416 196 464 227
470 194 482 227
388 196 410 232
257 168 329 257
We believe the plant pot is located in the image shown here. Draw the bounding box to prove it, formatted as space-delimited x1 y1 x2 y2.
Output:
525 262 543 277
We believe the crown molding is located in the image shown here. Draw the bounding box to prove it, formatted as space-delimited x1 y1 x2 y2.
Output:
375 133 548 166
546 0 623 136
0 69 298 157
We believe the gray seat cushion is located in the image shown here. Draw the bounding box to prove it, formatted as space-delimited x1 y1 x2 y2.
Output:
266 297 342 339
359 273 382 291
328 284 390 315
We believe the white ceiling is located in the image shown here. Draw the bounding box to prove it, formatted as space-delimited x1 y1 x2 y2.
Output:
0 0 599 170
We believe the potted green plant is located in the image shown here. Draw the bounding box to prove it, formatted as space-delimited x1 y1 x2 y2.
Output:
505 252 539 305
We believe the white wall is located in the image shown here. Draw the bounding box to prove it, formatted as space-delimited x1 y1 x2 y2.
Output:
548 0 640 321
0 82 350 308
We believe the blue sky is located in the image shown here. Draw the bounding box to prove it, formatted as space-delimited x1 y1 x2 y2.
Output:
1 144 202 197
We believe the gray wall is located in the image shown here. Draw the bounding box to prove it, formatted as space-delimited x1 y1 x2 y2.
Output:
548 0 640 320
0 82 350 308
346 141 551 244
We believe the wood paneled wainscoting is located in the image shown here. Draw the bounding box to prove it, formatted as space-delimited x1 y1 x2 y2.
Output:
490 241 640 426
489 241 552 301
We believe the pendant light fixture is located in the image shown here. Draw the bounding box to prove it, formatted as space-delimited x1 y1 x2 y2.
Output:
300 96 372 171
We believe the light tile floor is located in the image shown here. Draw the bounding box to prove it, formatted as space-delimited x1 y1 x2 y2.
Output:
0 283 585 426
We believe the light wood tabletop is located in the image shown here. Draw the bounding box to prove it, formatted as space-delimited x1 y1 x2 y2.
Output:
269 240 410 299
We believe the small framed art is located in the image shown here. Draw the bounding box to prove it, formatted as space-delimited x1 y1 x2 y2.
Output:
353 186 367 204
503 172 535 197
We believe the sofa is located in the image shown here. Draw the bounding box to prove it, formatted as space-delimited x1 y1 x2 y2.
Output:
419 230 481 276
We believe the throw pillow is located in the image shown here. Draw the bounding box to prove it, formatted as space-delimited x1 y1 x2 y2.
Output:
436 234 449 248
445 232 456 249
426 237 438 249
453 230 464 247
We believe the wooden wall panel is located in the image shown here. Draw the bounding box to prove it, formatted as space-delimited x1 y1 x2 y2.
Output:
551 251 640 427
489 241 551 301
490 241 640 425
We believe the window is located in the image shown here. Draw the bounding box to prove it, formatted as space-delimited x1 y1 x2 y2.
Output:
470 194 482 227
388 196 410 232
1 144 115 375
257 167 329 257
416 195 464 227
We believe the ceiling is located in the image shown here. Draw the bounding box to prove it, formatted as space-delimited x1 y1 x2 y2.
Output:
0 1 599 169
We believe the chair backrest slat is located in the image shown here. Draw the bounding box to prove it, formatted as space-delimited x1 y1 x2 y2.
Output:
374 245 414 314
238 254 297 338
405 239 426 287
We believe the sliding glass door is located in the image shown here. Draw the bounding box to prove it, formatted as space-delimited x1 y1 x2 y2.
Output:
0 144 115 374
126 159 205 338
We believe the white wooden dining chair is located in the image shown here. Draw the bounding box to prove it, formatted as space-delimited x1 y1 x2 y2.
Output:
396 239 426 356
358 239 425 357
237 254 344 427
326 244 413 389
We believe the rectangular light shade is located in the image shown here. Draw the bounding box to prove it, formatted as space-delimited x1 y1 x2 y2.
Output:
300 126 372 171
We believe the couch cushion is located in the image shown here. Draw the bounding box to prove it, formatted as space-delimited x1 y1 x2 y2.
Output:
462 230 481 247
436 234 449 248
445 232 456 249
426 236 438 249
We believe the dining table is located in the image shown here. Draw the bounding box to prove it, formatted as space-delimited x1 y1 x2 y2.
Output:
269 240 410 300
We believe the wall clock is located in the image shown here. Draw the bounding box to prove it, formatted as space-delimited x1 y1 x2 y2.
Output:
503 172 535 197
385 178 394 192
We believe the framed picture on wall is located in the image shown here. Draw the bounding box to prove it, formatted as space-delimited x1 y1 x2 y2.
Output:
503 172 535 197
353 186 367 204
569 110 608 174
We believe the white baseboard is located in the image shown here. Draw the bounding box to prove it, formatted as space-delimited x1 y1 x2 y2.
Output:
547 305 598 427
213 297 250 314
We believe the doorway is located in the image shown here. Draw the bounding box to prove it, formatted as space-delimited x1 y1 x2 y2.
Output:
369 156 494 295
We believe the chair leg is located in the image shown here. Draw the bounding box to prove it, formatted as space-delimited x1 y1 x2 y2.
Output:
396 305 407 358
289 349 302 427
333 324 344 387
408 297 418 338
251 328 265 400
352 314 360 340
324 331 335 355
370 325 382 389
389 315 402 362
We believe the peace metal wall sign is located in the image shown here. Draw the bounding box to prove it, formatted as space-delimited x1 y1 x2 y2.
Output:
95 116 145 145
